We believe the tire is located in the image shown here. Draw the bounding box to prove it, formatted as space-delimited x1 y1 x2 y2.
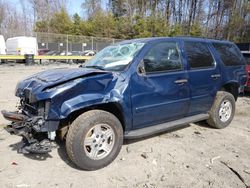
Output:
207 91 235 129
66 110 123 170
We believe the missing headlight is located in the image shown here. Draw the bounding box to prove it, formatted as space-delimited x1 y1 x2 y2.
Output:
37 100 50 119
45 100 50 119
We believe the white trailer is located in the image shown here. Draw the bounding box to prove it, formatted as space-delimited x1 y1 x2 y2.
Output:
6 36 38 55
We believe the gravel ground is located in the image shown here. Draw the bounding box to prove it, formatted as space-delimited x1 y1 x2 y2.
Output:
0 64 249 188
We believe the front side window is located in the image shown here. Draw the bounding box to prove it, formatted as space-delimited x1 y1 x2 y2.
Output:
85 42 145 71
184 41 214 69
213 43 245 66
143 42 182 73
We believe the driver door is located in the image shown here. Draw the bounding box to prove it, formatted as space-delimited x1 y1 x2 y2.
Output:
130 40 190 129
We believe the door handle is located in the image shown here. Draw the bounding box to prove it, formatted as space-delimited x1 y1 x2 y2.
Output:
174 79 188 84
211 74 221 79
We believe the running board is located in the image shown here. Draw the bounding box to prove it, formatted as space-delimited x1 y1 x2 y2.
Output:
124 114 209 139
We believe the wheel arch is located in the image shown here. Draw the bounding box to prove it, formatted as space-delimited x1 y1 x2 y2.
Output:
59 102 126 134
219 81 239 101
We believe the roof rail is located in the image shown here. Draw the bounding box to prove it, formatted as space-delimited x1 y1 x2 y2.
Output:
175 35 224 40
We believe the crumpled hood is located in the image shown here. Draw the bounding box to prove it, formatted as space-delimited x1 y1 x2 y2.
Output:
29 67 107 83
16 67 111 98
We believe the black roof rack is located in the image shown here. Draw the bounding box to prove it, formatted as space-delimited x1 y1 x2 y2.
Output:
175 35 225 41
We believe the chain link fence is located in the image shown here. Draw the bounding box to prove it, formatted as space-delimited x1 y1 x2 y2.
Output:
35 32 123 53
3 32 123 53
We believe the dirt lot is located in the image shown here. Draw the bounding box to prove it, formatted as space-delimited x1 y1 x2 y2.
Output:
0 64 249 188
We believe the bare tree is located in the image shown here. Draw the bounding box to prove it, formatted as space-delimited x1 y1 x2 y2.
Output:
28 0 68 21
0 1 32 38
81 0 102 19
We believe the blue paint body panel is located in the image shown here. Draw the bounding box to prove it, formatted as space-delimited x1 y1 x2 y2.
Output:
14 37 246 132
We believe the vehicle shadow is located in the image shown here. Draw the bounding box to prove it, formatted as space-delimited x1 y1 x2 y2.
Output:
242 91 250 98
23 153 52 161
8 137 81 169
194 120 214 129
9 141 53 161
8 139 80 169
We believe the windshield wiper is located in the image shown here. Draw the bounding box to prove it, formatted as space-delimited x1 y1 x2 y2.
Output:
84 65 105 70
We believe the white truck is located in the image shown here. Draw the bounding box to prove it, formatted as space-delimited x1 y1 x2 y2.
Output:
6 36 38 55
0 35 6 63
0 35 6 55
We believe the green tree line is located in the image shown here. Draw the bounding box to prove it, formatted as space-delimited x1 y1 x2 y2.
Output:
33 0 250 42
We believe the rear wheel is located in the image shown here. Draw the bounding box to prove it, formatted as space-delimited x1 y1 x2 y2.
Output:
207 91 235 129
66 110 123 170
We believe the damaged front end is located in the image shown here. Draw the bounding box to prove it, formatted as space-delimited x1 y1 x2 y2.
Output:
2 67 118 154
1 99 58 154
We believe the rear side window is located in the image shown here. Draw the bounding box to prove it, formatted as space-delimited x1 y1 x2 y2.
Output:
212 43 245 66
184 41 214 69
243 54 250 65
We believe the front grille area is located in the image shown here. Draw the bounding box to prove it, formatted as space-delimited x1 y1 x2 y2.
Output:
21 98 38 116
23 89 31 101
21 98 46 117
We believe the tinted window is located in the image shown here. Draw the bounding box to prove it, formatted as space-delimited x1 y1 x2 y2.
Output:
243 53 250 65
213 43 245 66
143 42 182 73
236 43 250 51
184 41 214 69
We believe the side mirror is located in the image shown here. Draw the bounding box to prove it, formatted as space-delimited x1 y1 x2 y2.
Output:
138 60 146 76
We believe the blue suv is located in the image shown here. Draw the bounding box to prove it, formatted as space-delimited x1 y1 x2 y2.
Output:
2 37 246 170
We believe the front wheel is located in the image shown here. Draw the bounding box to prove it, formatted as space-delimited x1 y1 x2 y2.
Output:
207 91 235 129
66 110 123 170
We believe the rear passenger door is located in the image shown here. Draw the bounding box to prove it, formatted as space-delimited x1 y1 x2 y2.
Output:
182 40 222 115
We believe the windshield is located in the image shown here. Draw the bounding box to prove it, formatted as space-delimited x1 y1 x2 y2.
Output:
84 42 145 71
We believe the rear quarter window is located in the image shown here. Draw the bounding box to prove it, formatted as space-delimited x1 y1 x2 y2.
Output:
212 43 245 66
242 53 250 65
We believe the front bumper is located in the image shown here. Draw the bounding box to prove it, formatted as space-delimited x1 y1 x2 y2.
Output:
1 110 59 132
2 110 28 122
1 110 59 154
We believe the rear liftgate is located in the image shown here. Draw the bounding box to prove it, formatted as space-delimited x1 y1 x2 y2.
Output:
1 110 54 154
